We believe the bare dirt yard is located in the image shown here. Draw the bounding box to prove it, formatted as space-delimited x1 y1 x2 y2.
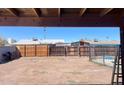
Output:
0 56 113 85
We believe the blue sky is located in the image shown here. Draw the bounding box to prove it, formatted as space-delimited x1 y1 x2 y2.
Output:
0 26 120 43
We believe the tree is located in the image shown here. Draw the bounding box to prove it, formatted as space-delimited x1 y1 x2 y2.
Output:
0 37 8 46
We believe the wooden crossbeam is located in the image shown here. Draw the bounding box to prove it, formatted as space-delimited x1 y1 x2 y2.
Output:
5 8 19 17
100 8 113 16
79 8 87 16
0 16 118 27
32 8 41 17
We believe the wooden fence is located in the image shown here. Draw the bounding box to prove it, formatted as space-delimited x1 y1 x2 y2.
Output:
16 45 48 57
16 45 118 57
90 46 118 56
49 46 66 56
49 46 90 56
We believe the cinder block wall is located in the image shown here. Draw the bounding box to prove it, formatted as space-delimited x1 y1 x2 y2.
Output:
0 45 17 62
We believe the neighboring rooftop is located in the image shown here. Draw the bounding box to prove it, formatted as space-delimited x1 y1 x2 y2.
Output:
84 40 120 45
13 39 65 45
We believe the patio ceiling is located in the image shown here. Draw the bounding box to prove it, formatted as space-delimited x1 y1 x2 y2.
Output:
0 8 123 27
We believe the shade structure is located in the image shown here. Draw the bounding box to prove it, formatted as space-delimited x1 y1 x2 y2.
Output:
0 8 123 27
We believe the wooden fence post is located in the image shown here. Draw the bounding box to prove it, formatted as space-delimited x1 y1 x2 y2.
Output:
24 45 26 57
89 46 91 61
66 46 68 56
78 46 80 57
89 46 94 62
64 46 66 56
35 45 37 56
48 45 49 56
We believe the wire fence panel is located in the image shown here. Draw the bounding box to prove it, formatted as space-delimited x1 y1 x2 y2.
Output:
89 46 119 67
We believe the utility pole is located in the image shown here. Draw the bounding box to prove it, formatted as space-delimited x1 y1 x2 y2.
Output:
44 26 47 40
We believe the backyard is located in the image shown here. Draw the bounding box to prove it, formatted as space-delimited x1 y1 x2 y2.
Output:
0 56 113 85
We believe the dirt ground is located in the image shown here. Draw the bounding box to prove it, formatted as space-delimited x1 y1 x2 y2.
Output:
0 56 113 85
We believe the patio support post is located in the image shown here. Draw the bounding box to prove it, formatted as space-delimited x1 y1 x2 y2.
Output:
120 26 124 84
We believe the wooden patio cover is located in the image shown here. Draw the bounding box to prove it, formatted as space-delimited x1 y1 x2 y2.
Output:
0 8 123 27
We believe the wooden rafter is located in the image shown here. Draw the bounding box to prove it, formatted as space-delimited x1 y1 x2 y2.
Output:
100 8 113 16
32 8 41 17
58 8 61 17
41 8 48 16
79 8 87 16
5 8 19 17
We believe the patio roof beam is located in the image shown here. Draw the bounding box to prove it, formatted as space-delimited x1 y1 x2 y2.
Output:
5 8 19 17
41 8 48 16
58 8 61 17
79 8 87 16
0 16 119 27
100 8 113 16
32 8 41 17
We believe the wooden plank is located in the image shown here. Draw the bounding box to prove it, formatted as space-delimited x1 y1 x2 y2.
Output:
80 47 90 56
36 45 48 56
49 46 65 56
16 45 26 57
100 8 113 16
67 47 78 56
25 45 35 57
